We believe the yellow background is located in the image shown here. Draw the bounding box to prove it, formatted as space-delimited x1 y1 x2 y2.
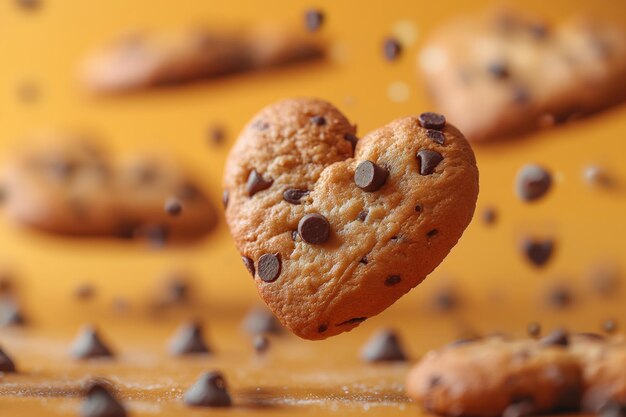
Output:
0 1 626 414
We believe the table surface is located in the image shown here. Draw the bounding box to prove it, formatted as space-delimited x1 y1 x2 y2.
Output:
0 0 625 415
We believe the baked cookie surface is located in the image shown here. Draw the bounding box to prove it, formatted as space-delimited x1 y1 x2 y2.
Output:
223 98 479 339
418 9 626 142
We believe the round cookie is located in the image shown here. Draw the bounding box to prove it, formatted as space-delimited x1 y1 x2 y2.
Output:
223 97 479 339
406 336 584 417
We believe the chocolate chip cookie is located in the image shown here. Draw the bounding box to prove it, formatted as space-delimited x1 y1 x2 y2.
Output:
418 8 626 142
223 98 479 339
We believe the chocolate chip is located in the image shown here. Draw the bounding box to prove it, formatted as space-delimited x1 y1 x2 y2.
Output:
242 307 284 335
241 256 255 277
528 22 549 39
257 253 281 282
164 197 182 216
71 326 114 359
15 0 41 10
583 165 614 188
589 264 620 297
418 112 446 130
298 213 330 244
338 317 367 326
207 125 226 146
0 300 26 327
144 224 169 247
415 205 422 213
0 346 16 373
222 190 229 208
527 322 541 338
169 321 211 356
253 335 270 354
184 371 232 408
17 81 39 103
360 329 408 362
246 169 273 197
426 229 439 238
252 119 269 130
357 210 368 221
344 134 358 151
521 238 554 267
317 324 328 333
283 188 310 205
603 318 618 334
432 288 459 312
161 274 189 305
487 62 510 79
385 275 401 286
426 129 445 145
503 400 535 417
310 115 326 126
482 207 497 225
304 9 324 32
75 284 96 301
539 328 569 347
80 383 127 417
417 149 443 176
383 37 402 61
546 285 572 309
359 257 368 265
354 160 388 192
516 164 552 202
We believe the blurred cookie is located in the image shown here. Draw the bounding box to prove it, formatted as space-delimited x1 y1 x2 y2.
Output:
418 9 626 142
223 98 478 339
1 135 216 240
406 334 584 417
82 26 323 93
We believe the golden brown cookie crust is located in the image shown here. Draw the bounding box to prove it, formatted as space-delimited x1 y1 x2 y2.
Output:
223 98 478 340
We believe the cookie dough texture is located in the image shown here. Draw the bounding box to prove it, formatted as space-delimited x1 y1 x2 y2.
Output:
1 134 216 239
81 25 323 93
223 98 479 340
418 9 626 142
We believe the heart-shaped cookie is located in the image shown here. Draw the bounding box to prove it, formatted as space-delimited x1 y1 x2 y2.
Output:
223 98 478 339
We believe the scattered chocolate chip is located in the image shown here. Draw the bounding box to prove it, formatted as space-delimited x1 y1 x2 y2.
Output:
527 322 541 338
487 62 510 79
503 400 535 417
15 0 41 10
176 182 197 203
242 307 284 335
283 188 310 205
356 210 368 222
304 9 324 32
583 165 614 188
241 256 255 277
80 383 126 417
290 230 298 241
383 37 402 61
207 125 226 146
426 229 439 238
317 324 328 333
418 112 446 130
426 129 445 145
515 164 552 202
298 214 330 244
184 371 232 408
222 190 229 208
338 317 367 326
354 160 388 192
310 115 326 126
74 284 96 301
417 149 443 175
521 238 554 267
246 169 273 197
360 329 408 362
482 207 498 225
344 134 358 151
144 224 169 248
17 81 39 103
432 287 459 312
0 346 16 373
0 300 26 327
539 328 569 347
164 197 182 216
589 264 620 297
415 205 422 213
359 257 368 265
603 319 617 334
169 321 211 356
384 275 401 286
546 285 572 309
71 326 114 359
161 274 189 305
253 335 270 354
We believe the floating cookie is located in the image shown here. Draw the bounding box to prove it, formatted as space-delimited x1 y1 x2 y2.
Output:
81 25 324 94
418 9 626 142
0 134 216 240
223 98 479 339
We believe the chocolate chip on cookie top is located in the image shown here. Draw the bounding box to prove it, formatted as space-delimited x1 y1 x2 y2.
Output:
354 160 389 191
282 188 310 204
257 254 281 282
245 169 273 197
418 112 446 130
298 213 330 244
164 197 182 216
426 129 445 145
384 275 401 286
310 115 326 126
417 149 444 175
